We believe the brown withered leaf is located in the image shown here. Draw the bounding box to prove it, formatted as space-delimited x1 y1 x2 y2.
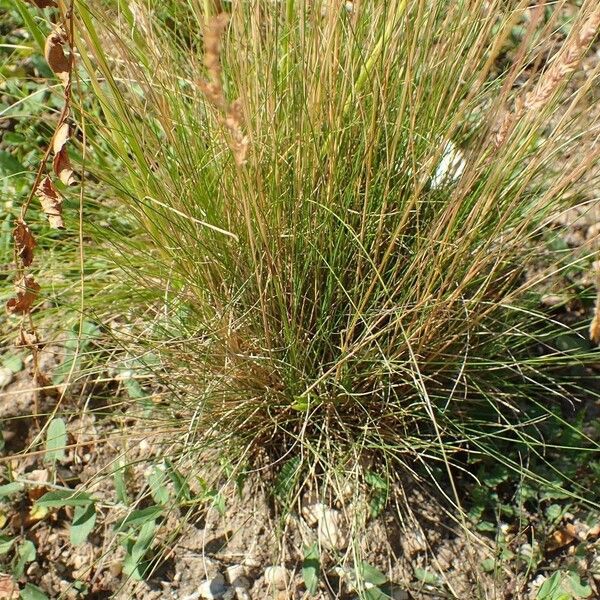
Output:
0 574 19 600
16 328 41 349
53 121 69 154
36 175 65 229
26 0 58 6
51 122 76 186
546 523 577 552
53 147 76 187
6 275 41 315
44 26 70 86
13 219 36 267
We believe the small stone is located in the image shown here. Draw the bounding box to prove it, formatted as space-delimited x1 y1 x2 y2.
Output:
232 576 250 590
532 574 545 585
242 557 261 568
264 566 289 591
317 508 348 550
401 529 427 555
541 294 567 307
72 553 86 570
587 222 600 240
109 561 122 577
0 367 13 389
199 574 227 600
26 563 42 578
302 502 326 527
234 589 251 600
519 543 533 559
222 589 236 600
225 565 247 586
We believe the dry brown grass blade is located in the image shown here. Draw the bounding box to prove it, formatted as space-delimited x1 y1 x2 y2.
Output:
13 220 36 267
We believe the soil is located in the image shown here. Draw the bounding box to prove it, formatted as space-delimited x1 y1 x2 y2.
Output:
1 356 600 600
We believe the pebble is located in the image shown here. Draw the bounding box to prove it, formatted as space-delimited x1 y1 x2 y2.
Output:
242 557 261 568
198 574 227 600
109 561 122 577
0 367 13 389
234 589 251 600
401 529 427 555
232 576 250 590
264 566 289 590
302 502 326 527
317 508 348 550
225 565 248 587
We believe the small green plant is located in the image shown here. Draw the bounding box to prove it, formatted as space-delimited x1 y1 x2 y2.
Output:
117 511 159 581
20 583 50 600
302 542 320 595
536 571 592 600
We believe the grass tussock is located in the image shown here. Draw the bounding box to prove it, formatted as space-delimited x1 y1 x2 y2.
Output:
69 0 600 506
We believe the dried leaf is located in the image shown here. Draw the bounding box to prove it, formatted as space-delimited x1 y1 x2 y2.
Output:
52 148 76 187
53 122 70 154
546 523 577 552
26 0 58 6
6 275 41 315
26 470 49 502
0 574 19 600
44 27 70 86
51 123 76 187
35 176 65 228
13 220 36 267
16 328 41 349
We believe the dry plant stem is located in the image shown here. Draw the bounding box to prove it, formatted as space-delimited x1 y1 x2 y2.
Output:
591 264 600 344
11 0 76 406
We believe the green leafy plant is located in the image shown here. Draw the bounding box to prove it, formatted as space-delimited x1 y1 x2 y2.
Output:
20 583 50 600
537 571 592 600
302 543 320 595
44 418 67 463
114 506 162 581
